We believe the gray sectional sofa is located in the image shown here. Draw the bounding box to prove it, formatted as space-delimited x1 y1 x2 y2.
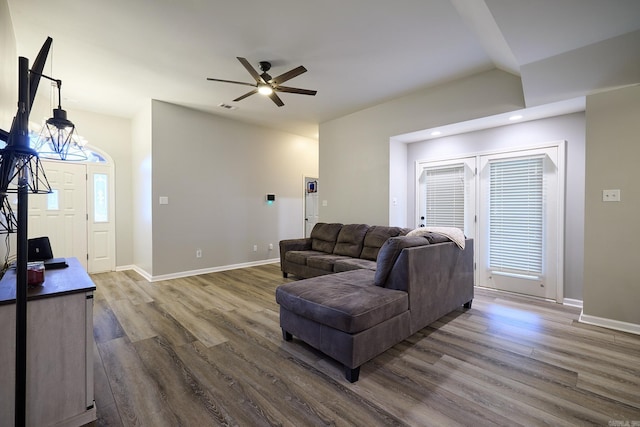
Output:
276 223 474 382
279 223 409 278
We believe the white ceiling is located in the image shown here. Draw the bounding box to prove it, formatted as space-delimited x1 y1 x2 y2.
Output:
7 0 640 139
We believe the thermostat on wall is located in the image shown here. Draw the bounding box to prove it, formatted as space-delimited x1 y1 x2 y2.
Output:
266 194 276 204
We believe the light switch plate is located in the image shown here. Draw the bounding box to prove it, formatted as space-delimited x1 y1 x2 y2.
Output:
602 189 620 202
159 196 169 205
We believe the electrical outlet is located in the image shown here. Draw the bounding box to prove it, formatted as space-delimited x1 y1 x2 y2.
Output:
196 249 202 258
253 245 258 252
268 243 273 250
602 189 621 202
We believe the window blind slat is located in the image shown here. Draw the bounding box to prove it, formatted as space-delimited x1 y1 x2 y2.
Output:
489 157 543 274
423 165 464 230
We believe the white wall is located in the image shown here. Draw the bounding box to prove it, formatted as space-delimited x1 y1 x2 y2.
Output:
0 0 16 132
388 141 407 227
319 69 525 225
150 100 318 277
584 85 640 327
521 30 640 107
405 113 586 300
0 0 17 264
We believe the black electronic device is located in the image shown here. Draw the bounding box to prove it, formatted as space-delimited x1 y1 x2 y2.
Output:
27 236 68 269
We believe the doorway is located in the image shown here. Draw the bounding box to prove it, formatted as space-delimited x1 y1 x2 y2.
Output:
12 149 116 273
304 177 319 237
416 143 564 301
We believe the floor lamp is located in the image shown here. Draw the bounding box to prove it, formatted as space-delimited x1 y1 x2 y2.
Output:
0 38 54 427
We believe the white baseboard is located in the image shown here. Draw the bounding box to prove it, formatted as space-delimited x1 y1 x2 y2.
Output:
116 259 280 282
562 298 583 308
579 311 640 335
131 265 153 281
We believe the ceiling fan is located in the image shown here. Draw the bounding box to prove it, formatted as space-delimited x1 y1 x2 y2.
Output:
207 57 317 107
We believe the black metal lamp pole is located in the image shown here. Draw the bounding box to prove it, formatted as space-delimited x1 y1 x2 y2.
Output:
0 38 53 427
14 55 31 427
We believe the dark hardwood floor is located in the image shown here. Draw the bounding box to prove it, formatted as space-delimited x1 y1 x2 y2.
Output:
90 264 640 426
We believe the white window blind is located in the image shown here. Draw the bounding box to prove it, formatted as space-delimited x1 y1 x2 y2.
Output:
424 165 464 229
489 157 543 274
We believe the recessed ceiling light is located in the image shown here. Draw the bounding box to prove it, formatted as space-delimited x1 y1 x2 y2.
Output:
509 114 523 121
430 131 442 136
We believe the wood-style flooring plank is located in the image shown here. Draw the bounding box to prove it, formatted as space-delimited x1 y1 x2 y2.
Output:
93 296 126 344
97 337 180 426
199 311 407 426
157 299 228 348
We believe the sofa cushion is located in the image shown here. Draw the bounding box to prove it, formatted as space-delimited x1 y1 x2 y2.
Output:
275 270 408 334
334 258 377 273
333 224 370 257
306 254 352 272
285 250 327 266
310 223 343 253
374 236 430 286
360 226 409 261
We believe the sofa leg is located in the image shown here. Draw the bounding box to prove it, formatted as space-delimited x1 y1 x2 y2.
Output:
282 330 292 341
282 272 288 278
345 366 360 383
463 300 473 309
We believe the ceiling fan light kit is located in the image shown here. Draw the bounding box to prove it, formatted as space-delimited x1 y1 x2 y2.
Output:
207 57 317 107
258 85 273 95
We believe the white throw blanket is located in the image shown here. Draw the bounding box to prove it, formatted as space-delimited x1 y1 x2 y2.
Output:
406 226 466 249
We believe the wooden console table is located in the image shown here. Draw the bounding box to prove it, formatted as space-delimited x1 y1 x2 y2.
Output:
0 258 97 426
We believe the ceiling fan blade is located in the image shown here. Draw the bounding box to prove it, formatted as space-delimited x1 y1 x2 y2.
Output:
237 57 266 84
206 78 257 88
270 65 307 85
233 89 258 102
275 86 317 96
268 92 285 107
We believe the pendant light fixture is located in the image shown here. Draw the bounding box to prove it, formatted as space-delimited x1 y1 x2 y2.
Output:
31 76 87 161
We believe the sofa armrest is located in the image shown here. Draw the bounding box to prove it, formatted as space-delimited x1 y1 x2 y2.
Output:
386 239 474 334
280 237 312 260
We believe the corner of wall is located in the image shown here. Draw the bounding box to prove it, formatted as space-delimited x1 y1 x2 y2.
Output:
131 101 153 275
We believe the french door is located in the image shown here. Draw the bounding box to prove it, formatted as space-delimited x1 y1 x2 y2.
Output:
478 146 562 300
416 157 476 238
416 144 564 300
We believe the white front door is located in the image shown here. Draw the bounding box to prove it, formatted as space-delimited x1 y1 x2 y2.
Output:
27 161 88 269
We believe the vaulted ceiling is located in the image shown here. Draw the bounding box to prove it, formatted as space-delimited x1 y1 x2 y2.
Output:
7 0 640 139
